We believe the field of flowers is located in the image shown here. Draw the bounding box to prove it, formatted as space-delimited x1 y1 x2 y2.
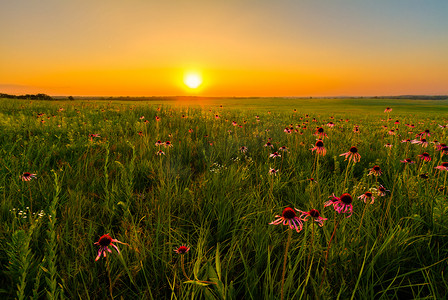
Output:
1 98 447 299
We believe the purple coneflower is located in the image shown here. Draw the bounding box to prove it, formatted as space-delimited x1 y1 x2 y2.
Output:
264 142 274 148
327 122 335 127
269 152 281 158
333 193 354 217
155 140 164 146
269 207 304 233
156 150 165 155
239 146 248 153
268 168 279 175
418 152 431 162
21 172 36 182
421 129 431 137
324 194 339 207
358 192 375 204
340 146 361 163
388 130 395 135
279 146 289 152
435 162 448 171
298 209 327 226
314 127 328 138
174 245 190 254
377 185 389 196
401 158 415 164
384 107 392 113
411 138 428 147
368 165 382 176
311 140 327 156
164 141 173 147
401 139 411 143
94 234 125 261
384 143 392 148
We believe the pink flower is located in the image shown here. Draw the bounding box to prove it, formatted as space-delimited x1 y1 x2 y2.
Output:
269 152 281 158
239 146 248 153
269 207 304 233
384 107 392 113
21 172 36 181
298 209 327 226
311 140 327 156
324 194 340 207
368 165 382 176
314 127 328 139
400 158 415 164
358 192 375 204
332 193 354 217
155 140 164 146
411 138 428 147
340 146 361 163
376 185 389 197
435 162 448 171
174 245 190 254
94 234 125 261
156 150 165 155
268 168 279 175
418 152 431 162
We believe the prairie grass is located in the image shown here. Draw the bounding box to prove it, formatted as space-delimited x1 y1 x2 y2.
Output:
0 97 447 299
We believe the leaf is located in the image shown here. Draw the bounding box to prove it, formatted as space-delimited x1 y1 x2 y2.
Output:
183 280 210 286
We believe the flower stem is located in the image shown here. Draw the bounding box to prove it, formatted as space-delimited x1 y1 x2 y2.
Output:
281 229 292 300
106 256 113 300
321 216 339 287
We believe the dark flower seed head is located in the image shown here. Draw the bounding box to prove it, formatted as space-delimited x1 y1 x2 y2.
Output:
340 193 353 204
282 207 296 219
98 234 112 247
373 165 380 171
349 146 358 153
309 209 320 218
316 140 324 147
317 127 324 133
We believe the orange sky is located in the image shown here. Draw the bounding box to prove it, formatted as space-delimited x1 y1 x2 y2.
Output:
1 0 447 97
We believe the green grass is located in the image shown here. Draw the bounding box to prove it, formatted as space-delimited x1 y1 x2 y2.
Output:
0 97 447 299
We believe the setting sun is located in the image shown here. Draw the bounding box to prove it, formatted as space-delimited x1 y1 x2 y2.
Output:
184 73 202 89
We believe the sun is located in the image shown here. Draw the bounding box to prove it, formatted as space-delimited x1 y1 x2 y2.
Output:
184 73 202 89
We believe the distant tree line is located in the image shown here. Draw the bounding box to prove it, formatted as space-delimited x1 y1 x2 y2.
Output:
0 93 53 100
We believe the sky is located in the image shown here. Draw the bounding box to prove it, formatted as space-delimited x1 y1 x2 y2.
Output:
1 0 447 97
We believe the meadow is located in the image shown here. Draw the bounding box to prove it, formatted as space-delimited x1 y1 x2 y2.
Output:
1 97 447 299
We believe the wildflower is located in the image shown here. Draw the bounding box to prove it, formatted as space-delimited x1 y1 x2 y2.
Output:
264 142 274 148
155 116 160 121
353 127 360 133
164 141 173 147
368 165 382 176
269 152 281 158
268 168 279 175
156 150 165 155
311 140 327 156
388 130 395 135
298 209 327 226
94 234 125 261
155 140 164 146
174 245 190 254
139 116 145 120
421 129 431 137
315 127 328 139
401 158 415 164
327 122 335 127
340 146 361 163
269 207 304 233
394 120 400 124
435 162 448 171
376 185 389 196
411 138 428 147
232 121 238 126
89 133 100 141
384 143 392 148
239 146 248 153
333 193 354 217
138 131 143 136
439 124 447 129
279 146 289 152
384 107 392 113
324 194 340 207
21 172 36 181
401 139 411 143
358 192 375 204
188 128 193 133
418 152 431 162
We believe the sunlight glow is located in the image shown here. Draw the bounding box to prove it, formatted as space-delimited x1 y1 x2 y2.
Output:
184 73 202 89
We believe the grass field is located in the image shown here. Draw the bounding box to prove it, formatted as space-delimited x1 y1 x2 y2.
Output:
1 97 447 299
